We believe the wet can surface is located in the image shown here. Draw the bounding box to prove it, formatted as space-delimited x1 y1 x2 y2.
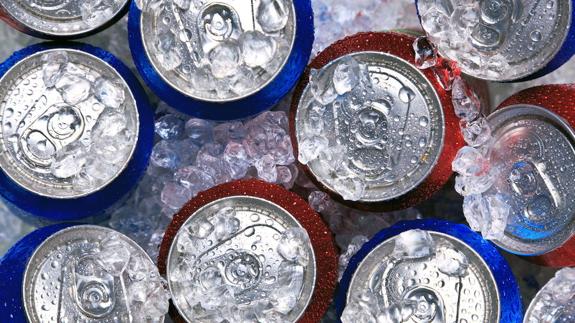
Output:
0 225 167 323
524 267 575 322
0 0 130 39
336 219 522 323
490 84 575 265
158 179 338 323
290 32 463 211
128 0 314 120
416 0 575 82
0 43 154 222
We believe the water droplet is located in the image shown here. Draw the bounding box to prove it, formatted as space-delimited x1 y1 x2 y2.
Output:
399 87 416 103
530 30 542 42
419 116 429 127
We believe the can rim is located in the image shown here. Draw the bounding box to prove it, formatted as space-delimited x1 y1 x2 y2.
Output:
0 48 140 200
158 179 338 323
289 31 463 211
166 195 317 323
139 0 297 103
0 0 131 39
21 224 162 323
414 0 574 82
294 50 446 203
128 1 315 120
335 219 523 323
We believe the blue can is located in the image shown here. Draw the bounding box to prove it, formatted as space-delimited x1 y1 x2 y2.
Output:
128 0 314 120
336 219 523 323
0 224 164 323
415 0 575 82
0 43 154 223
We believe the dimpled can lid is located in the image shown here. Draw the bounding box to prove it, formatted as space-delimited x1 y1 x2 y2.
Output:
0 48 139 200
138 0 296 102
342 229 499 322
167 195 316 322
294 51 445 204
0 0 130 39
23 225 168 323
416 0 574 81
485 104 575 255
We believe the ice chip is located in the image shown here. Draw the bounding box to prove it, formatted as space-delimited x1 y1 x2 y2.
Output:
208 42 243 79
223 142 251 179
332 57 361 95
161 181 192 210
188 218 214 239
463 194 509 240
255 154 278 183
80 0 115 26
333 177 365 201
277 228 310 265
155 114 184 140
413 36 438 69
94 77 126 109
297 135 329 164
151 141 180 169
97 234 131 276
175 166 215 195
392 229 434 260
240 31 277 68
338 235 368 280
436 247 469 277
460 117 492 147
452 76 481 121
55 73 92 106
257 0 290 33
42 51 68 88
185 118 214 144
50 142 88 179
452 146 490 177
212 207 240 240
309 69 338 105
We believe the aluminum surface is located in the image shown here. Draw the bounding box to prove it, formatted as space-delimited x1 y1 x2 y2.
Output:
0 0 129 37
296 51 445 202
167 195 317 323
22 225 159 323
0 48 139 199
347 231 500 323
139 0 297 102
487 104 575 255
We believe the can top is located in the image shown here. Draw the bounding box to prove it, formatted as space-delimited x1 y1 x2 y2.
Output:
0 48 140 199
167 195 317 323
524 267 575 322
22 225 166 323
294 51 445 203
485 104 575 255
343 229 500 322
138 0 296 103
416 0 572 81
0 0 129 38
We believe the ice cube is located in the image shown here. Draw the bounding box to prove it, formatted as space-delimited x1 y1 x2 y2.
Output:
392 229 434 260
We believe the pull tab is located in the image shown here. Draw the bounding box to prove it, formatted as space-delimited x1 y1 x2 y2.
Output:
404 287 446 323
198 4 243 56
19 103 85 168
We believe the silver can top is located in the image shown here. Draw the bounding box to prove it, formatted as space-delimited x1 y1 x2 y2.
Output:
417 0 572 81
524 267 575 323
138 0 296 102
0 48 139 199
485 104 575 255
0 0 129 38
23 225 169 323
342 230 500 323
295 51 445 203
167 196 316 323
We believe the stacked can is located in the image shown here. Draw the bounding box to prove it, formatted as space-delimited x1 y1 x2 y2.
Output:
524 267 575 322
0 224 169 323
290 31 463 211
0 0 130 39
336 219 523 323
0 43 154 223
157 179 337 322
128 0 314 120
415 0 575 81
459 84 575 266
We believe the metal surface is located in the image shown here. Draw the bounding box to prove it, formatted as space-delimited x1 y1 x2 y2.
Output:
167 195 317 323
22 225 159 323
295 51 445 202
347 231 500 323
0 0 129 38
140 0 297 102
487 104 575 255
419 0 572 81
0 48 139 199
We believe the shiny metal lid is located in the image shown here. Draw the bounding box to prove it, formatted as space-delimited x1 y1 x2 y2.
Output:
23 225 165 323
346 230 500 323
417 0 572 81
167 195 316 322
0 0 129 38
0 48 139 199
139 0 296 102
524 267 575 323
295 51 445 203
486 104 575 255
